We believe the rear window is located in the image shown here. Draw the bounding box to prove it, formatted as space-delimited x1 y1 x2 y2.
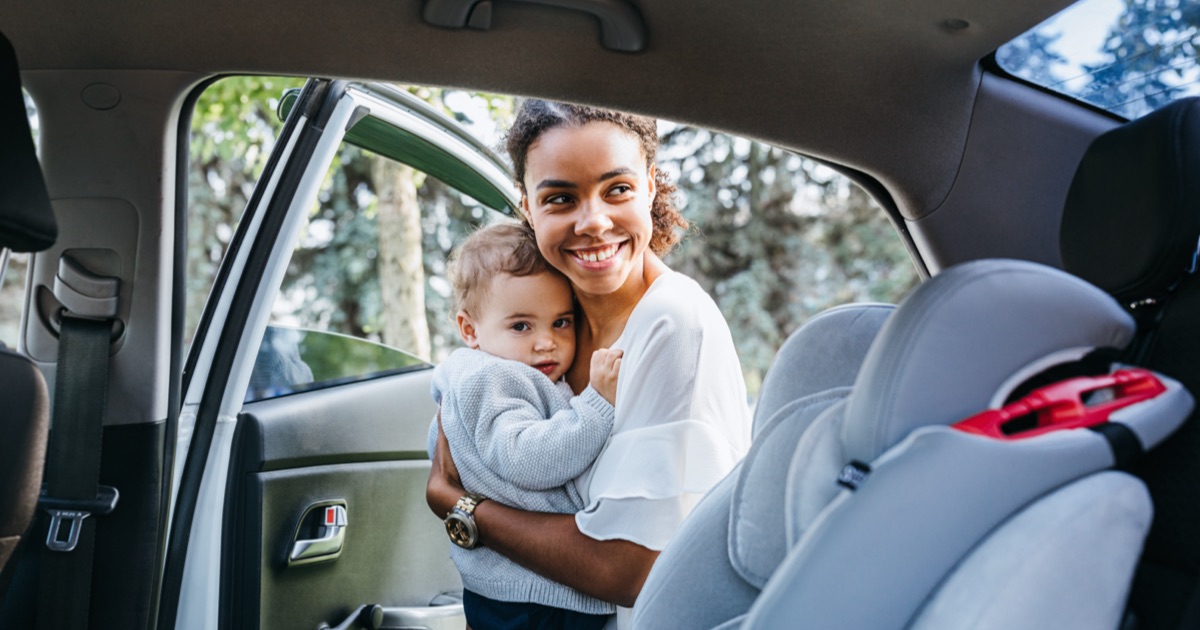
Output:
996 0 1200 119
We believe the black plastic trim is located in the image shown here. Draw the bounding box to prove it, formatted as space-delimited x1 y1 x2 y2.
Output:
981 52 1126 124
828 162 931 280
156 78 337 630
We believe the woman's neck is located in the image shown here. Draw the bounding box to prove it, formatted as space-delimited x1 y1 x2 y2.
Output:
577 251 668 347
565 252 668 394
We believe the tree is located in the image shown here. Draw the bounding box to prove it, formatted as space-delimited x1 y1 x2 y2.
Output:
661 125 918 394
1083 0 1200 116
188 79 918 398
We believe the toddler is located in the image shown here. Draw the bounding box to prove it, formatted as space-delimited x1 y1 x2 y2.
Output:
428 222 620 629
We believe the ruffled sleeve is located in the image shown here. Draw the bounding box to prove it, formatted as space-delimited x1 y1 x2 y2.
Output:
574 273 751 550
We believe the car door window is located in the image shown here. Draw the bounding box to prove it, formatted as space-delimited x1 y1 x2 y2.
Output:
188 79 514 402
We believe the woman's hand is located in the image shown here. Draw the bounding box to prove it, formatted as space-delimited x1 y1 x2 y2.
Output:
426 411 465 517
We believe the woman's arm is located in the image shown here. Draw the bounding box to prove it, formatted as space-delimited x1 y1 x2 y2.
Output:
426 416 656 607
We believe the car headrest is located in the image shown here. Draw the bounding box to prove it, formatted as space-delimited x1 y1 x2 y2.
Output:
842 259 1135 463
1061 97 1200 303
0 30 56 253
752 303 893 438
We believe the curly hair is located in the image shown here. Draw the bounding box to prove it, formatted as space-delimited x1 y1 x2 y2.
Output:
504 99 688 256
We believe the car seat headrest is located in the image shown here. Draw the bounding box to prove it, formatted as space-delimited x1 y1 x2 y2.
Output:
0 30 56 253
1061 97 1200 303
753 303 893 438
842 259 1135 463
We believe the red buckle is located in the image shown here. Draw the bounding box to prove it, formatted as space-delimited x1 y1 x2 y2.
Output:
952 368 1166 440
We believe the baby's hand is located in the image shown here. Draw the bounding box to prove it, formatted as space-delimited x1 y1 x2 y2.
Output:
590 348 623 406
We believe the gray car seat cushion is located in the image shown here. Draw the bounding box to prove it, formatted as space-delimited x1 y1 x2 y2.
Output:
0 350 49 570
753 303 892 438
749 426 1133 630
636 303 891 628
742 260 1190 629
0 31 55 253
730 387 849 588
1061 97 1200 303
911 471 1151 630
631 469 760 630
843 259 1135 463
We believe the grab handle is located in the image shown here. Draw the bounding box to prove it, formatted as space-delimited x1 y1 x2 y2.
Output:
422 0 647 52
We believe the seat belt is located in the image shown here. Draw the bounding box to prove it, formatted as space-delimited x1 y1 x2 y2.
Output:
35 255 120 630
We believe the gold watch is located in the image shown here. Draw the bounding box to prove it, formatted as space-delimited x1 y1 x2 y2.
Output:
444 492 488 549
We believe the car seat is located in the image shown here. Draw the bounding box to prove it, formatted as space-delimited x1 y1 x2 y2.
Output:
635 259 1192 629
0 29 56 578
632 303 893 629
1060 96 1200 630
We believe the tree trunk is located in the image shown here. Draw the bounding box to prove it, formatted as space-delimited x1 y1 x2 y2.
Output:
374 159 431 360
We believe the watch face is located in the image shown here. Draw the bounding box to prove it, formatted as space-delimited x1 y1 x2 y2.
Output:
445 511 477 548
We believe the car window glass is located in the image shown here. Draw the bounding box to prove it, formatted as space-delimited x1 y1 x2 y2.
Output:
250 137 506 402
996 0 1200 119
188 78 919 403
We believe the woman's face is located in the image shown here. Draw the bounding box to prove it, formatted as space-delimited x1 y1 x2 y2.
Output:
521 121 656 298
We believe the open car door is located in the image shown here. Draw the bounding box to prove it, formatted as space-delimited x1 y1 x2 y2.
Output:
159 79 518 630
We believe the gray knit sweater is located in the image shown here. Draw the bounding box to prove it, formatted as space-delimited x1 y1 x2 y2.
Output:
428 347 616 614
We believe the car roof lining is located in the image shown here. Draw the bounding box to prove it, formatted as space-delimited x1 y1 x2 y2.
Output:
1 0 1082 217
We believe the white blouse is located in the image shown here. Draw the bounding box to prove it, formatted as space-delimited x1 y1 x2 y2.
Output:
574 272 752 551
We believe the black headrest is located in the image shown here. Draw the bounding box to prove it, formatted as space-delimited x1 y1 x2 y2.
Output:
1060 98 1200 303
0 31 55 253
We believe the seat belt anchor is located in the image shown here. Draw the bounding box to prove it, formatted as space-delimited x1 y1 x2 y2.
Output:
40 485 119 552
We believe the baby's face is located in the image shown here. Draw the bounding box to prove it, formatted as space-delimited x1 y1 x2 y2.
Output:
462 272 576 382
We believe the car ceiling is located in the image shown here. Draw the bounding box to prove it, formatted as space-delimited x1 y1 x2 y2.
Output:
1 0 1078 216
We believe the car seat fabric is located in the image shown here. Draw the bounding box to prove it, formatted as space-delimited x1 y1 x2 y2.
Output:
752 303 894 438
1061 97 1200 305
0 351 49 570
910 471 1151 630
0 28 53 588
740 259 1191 629
632 304 892 630
1059 97 1200 630
841 259 1134 464
0 30 56 253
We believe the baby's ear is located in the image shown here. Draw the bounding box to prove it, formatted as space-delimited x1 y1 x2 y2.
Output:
456 311 480 349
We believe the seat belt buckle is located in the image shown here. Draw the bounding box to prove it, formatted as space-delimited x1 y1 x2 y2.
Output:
44 510 91 552
40 485 119 552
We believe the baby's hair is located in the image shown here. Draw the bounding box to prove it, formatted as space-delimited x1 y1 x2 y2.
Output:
449 221 565 316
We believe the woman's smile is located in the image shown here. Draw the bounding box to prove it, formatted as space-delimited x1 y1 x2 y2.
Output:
568 241 626 268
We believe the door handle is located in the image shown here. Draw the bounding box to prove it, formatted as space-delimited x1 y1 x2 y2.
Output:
288 503 347 566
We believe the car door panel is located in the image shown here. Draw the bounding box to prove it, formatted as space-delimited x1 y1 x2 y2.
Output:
168 78 518 630
226 368 462 629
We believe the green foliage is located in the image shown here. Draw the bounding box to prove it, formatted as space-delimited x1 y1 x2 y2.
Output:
186 78 919 399
663 128 917 393
186 76 304 342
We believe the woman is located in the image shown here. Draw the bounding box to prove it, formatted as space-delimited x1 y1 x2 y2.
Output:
427 100 752 626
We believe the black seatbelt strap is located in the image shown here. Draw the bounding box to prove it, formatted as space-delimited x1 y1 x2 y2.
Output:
36 257 120 630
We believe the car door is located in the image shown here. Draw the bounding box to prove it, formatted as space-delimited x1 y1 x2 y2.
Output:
159 79 518 630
